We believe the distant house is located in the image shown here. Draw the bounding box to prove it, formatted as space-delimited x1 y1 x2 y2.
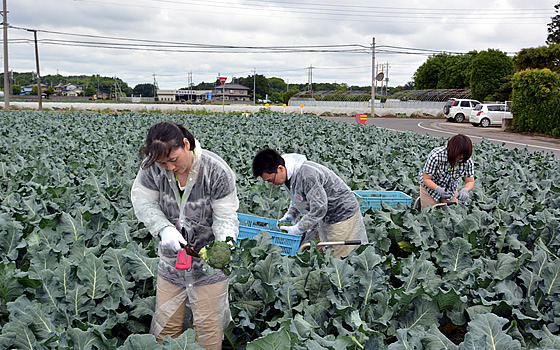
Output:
21 83 47 95
61 83 83 96
53 82 65 94
212 83 251 103
53 83 83 96
157 89 212 103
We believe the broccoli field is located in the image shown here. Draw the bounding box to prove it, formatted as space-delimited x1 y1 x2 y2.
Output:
0 111 559 349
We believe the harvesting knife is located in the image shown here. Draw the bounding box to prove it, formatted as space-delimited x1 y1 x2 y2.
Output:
182 244 201 258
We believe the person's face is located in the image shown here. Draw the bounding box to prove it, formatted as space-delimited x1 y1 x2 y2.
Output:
156 138 193 175
261 165 286 186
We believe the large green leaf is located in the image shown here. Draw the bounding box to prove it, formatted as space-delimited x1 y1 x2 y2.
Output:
541 258 560 298
0 215 25 261
0 263 24 305
103 247 135 305
484 253 518 281
326 257 354 290
0 319 45 350
247 328 291 350
437 237 472 273
65 327 107 350
422 324 458 350
7 296 56 342
253 253 283 286
123 242 158 281
465 313 521 350
400 299 441 331
76 254 110 300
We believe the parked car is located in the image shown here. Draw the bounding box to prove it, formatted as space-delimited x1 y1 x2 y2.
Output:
470 103 512 127
443 98 481 123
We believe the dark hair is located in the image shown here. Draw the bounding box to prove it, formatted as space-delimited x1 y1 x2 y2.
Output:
252 148 285 177
447 134 472 168
141 122 195 168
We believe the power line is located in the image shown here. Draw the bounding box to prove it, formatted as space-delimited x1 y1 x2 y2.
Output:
72 0 552 23
10 26 476 56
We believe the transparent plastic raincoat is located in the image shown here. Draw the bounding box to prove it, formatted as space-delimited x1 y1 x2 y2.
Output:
131 139 239 345
282 154 367 257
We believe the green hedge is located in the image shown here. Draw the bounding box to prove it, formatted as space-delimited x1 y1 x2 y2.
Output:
511 68 560 137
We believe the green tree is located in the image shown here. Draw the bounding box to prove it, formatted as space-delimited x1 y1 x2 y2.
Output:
12 84 21 95
414 53 474 90
132 83 156 97
439 52 476 88
193 81 215 90
282 89 300 104
547 3 560 44
513 44 560 72
269 92 283 103
511 68 560 136
85 86 96 97
469 49 513 101
413 55 446 89
239 74 268 100
267 77 286 92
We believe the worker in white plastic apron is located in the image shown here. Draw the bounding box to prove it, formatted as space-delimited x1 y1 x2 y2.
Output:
131 122 239 349
252 148 368 258
419 134 475 210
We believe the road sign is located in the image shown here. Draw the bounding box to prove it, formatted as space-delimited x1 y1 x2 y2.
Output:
219 77 227 85
376 72 384 81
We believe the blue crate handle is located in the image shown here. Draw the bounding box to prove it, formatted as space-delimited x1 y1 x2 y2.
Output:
236 213 301 256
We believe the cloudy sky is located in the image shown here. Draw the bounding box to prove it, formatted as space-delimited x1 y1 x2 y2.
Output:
5 0 555 90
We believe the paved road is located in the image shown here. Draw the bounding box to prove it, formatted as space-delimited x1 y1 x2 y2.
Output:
325 117 560 159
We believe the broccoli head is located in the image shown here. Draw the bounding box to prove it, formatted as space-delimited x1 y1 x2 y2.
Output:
199 240 232 270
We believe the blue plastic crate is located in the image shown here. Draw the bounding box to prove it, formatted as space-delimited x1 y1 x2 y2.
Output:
353 190 412 214
237 213 301 256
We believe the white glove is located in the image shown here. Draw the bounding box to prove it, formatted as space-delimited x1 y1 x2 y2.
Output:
457 188 469 201
278 213 293 225
280 224 303 236
435 186 453 200
160 226 187 252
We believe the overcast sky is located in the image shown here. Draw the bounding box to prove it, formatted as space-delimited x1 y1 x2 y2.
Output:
4 0 556 90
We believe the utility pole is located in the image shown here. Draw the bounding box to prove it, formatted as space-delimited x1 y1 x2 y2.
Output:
371 37 375 118
188 71 192 102
152 73 158 99
385 61 389 97
253 68 256 105
29 29 42 110
307 65 314 100
2 0 9 110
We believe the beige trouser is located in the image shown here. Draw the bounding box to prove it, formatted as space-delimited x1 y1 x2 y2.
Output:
419 184 457 210
319 210 367 258
155 277 229 350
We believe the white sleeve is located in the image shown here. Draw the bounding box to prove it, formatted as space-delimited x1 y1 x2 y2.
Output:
130 172 174 237
211 190 239 242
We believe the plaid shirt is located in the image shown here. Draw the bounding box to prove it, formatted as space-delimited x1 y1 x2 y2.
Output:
419 146 474 201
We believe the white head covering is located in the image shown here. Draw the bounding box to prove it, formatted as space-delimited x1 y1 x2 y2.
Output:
282 153 307 180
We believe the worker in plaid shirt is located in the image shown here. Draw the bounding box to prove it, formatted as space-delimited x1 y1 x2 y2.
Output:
418 134 475 210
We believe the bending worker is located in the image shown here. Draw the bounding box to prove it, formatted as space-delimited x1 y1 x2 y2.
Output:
252 148 368 258
131 121 239 349
419 134 475 210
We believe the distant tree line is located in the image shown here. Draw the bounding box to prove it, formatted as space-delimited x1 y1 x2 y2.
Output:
0 73 132 98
